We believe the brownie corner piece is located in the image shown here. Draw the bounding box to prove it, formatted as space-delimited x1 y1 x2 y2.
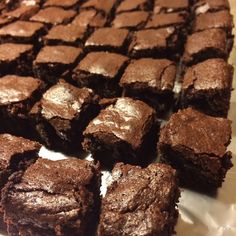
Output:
1 158 101 236
83 97 158 166
158 107 233 190
33 45 82 83
181 58 233 117
98 162 180 236
72 51 129 98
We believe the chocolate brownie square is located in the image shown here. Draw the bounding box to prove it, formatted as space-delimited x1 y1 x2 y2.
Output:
0 134 41 230
182 29 232 66
154 0 189 14
43 0 79 9
180 59 233 117
112 11 150 30
158 107 233 190
97 162 180 236
0 20 46 44
116 0 153 14
0 75 45 137
43 24 87 46
85 28 130 53
192 10 234 35
83 97 157 166
128 27 181 60
120 58 176 114
0 43 34 76
30 80 99 153
30 7 76 26
33 45 82 83
1 158 101 236
72 9 107 28
193 0 230 15
72 51 129 97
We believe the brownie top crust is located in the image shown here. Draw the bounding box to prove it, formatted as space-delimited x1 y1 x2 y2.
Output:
30 7 76 25
75 51 128 78
98 162 178 235
116 0 150 13
154 0 189 13
41 80 96 120
34 45 82 64
0 133 41 170
43 0 78 8
182 58 233 90
0 75 43 105
0 43 33 61
0 20 44 38
120 58 176 92
81 0 117 14
84 97 155 149
85 27 129 48
159 107 231 157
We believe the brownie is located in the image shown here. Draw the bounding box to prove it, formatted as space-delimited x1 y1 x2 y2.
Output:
85 28 130 53
0 43 34 76
192 10 234 35
97 162 180 236
43 0 79 9
116 0 153 14
30 7 76 26
1 158 101 236
72 52 129 97
128 27 181 60
2 4 39 20
83 97 157 166
182 29 232 66
145 11 188 29
80 0 117 15
120 58 176 114
158 107 233 190
112 11 150 30
0 16 13 27
154 0 189 14
72 9 107 28
0 134 41 230
180 59 233 117
33 45 82 83
0 20 46 44
30 80 99 153
43 24 87 46
193 0 230 15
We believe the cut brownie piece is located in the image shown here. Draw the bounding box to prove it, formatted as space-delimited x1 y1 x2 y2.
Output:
43 0 79 9
154 0 189 14
112 11 150 30
193 0 230 15
30 80 99 153
30 7 76 26
158 107 233 190
85 28 130 53
120 58 176 114
1 158 101 236
43 24 87 46
0 43 34 76
72 52 129 97
116 0 153 14
0 134 41 230
33 45 82 83
72 9 107 28
182 29 231 66
97 162 180 236
0 20 46 44
83 97 157 166
0 75 45 137
180 58 233 117
192 10 234 35
128 27 181 60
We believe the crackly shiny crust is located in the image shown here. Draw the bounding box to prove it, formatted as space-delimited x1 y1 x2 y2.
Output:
97 162 179 236
1 158 101 236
